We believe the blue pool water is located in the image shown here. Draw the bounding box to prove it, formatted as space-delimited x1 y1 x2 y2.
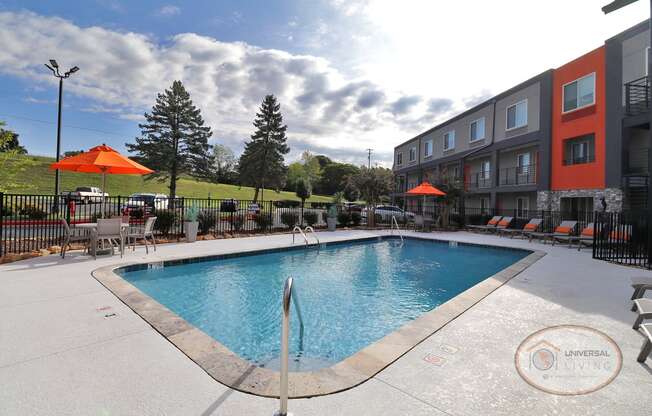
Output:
117 237 528 371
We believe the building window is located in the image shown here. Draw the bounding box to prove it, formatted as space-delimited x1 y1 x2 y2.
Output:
424 139 433 157
517 152 531 174
469 117 485 142
563 73 595 113
480 160 491 179
408 147 416 162
443 130 455 151
563 134 595 165
516 197 529 218
506 100 528 130
452 165 460 179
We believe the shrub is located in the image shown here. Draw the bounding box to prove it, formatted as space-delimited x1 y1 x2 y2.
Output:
337 211 351 226
274 200 301 208
19 205 47 220
254 212 272 232
153 209 176 235
184 204 199 222
303 211 318 226
198 210 216 235
229 214 244 232
350 211 362 226
1 205 12 217
280 211 299 228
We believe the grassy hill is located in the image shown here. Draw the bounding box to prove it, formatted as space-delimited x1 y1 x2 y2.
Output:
2 155 332 202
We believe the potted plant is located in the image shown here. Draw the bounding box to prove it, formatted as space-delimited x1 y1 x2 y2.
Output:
327 205 337 231
184 204 200 242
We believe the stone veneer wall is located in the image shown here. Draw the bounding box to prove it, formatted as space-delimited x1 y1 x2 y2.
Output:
537 188 623 212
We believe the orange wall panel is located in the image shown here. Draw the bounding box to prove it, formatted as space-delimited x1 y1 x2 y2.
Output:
551 47 606 190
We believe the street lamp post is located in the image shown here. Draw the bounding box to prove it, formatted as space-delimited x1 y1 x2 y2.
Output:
44 59 79 208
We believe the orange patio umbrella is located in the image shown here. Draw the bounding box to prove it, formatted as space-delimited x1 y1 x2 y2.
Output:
405 181 446 212
50 144 154 217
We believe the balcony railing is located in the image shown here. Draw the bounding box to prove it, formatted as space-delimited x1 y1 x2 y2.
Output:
625 76 650 116
627 148 649 174
498 165 537 186
466 172 492 190
562 155 596 166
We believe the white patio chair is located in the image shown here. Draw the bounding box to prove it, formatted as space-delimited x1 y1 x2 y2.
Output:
127 216 157 254
60 219 92 258
92 218 125 259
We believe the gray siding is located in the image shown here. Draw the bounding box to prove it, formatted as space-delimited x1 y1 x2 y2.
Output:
622 28 650 97
494 82 541 141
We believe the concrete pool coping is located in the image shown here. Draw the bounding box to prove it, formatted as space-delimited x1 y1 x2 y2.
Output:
91 235 546 398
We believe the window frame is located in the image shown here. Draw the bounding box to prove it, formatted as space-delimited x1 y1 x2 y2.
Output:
563 134 595 166
424 139 433 158
505 99 528 131
517 152 531 174
443 130 455 151
469 117 486 142
408 146 416 162
562 72 596 114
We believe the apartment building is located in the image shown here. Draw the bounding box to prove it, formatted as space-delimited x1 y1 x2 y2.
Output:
392 21 651 215
392 70 553 217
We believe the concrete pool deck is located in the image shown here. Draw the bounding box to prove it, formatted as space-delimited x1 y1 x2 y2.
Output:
1 230 651 415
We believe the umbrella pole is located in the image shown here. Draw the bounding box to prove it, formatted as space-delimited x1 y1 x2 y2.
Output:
102 172 106 219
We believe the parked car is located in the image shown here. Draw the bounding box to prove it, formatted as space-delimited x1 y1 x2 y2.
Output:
362 205 416 222
220 199 239 213
342 202 363 213
123 193 168 214
61 186 108 204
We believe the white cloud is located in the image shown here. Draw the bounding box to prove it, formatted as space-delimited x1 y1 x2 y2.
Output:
0 11 452 165
157 5 180 17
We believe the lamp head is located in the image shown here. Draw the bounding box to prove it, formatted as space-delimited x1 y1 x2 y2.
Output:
49 59 59 69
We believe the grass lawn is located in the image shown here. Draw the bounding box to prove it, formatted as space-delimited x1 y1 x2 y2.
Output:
2 155 333 202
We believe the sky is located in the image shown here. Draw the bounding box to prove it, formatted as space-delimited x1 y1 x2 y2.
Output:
0 0 648 166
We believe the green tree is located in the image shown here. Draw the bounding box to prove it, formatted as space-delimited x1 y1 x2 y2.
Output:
352 166 394 205
0 121 35 192
285 161 303 192
126 80 213 200
319 163 360 195
0 125 26 154
314 155 332 169
238 95 290 201
300 151 322 186
343 180 360 202
211 144 238 184
295 177 312 224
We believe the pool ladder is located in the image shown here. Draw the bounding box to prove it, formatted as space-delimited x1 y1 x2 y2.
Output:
275 276 304 416
292 226 320 247
390 215 405 244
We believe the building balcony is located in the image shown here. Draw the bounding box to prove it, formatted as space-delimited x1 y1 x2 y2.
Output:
498 165 537 186
625 76 650 116
466 172 492 190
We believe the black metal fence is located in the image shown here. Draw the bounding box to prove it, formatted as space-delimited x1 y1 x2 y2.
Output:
2 191 651 269
0 193 334 256
593 210 652 269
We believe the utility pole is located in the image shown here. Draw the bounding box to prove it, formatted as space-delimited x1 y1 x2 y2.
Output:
366 148 373 169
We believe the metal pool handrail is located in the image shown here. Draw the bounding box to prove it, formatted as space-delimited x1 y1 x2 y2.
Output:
292 226 309 246
303 226 320 245
391 215 404 244
276 276 304 416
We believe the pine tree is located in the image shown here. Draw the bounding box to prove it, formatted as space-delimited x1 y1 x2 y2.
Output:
126 80 212 200
238 95 290 201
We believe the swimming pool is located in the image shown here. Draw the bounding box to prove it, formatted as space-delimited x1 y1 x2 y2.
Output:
116 237 529 372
